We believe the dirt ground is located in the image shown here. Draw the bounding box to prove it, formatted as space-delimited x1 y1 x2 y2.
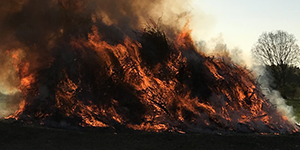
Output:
1 121 300 150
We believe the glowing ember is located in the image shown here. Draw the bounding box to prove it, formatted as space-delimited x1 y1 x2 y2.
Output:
0 0 298 134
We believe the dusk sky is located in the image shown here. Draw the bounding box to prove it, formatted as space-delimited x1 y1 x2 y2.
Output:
190 0 300 65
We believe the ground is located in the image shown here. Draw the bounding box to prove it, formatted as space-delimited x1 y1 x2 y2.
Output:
1 121 300 150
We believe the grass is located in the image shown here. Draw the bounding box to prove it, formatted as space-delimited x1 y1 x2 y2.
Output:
285 99 300 121
1 121 300 150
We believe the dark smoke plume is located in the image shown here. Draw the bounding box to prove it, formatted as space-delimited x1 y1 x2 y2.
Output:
0 0 298 133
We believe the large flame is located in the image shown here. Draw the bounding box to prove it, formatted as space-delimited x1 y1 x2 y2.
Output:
0 0 298 133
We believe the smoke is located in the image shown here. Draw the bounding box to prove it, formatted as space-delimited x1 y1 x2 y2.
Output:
0 51 19 94
0 0 296 133
0 93 20 118
194 34 246 66
252 65 297 123
0 0 200 117
0 49 22 118
0 0 200 61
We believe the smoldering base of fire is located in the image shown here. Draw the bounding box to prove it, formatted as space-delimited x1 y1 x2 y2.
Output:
0 0 298 134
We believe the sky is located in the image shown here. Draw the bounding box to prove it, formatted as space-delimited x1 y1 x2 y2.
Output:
190 0 300 66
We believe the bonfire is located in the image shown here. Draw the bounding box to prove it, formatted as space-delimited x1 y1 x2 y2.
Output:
0 0 298 134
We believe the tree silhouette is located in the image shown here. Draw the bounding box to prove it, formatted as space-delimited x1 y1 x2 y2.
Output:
252 30 300 66
252 30 300 98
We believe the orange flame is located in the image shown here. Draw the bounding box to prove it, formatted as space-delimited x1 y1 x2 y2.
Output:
3 7 297 133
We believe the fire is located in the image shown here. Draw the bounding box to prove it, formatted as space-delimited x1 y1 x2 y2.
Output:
4 100 25 120
1 0 298 134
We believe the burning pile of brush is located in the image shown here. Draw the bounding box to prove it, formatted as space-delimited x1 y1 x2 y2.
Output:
0 0 298 133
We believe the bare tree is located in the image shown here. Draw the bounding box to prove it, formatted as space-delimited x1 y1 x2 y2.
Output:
252 30 300 97
252 30 300 66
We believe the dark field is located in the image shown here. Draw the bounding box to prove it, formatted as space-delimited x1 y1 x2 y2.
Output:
1 121 300 150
